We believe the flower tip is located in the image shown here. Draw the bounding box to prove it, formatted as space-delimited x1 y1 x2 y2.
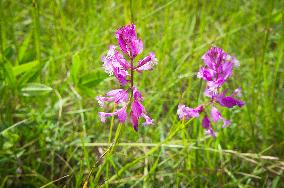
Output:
222 120 231 128
205 129 217 138
142 113 153 126
96 96 104 107
238 101 245 107
98 112 106 123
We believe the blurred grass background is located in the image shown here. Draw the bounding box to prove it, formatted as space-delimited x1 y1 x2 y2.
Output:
0 0 284 187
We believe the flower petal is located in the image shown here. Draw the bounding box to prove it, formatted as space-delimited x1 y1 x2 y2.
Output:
98 112 117 123
202 116 216 137
197 67 213 81
113 67 129 86
205 128 216 137
136 52 158 72
217 96 245 108
202 115 211 129
102 45 130 75
115 24 143 58
133 86 143 101
210 106 221 122
177 104 203 120
117 106 127 123
202 47 227 70
130 111 139 131
142 113 153 126
131 100 144 117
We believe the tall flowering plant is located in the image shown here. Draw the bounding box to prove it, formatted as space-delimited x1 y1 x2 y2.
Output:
97 24 158 131
177 47 244 137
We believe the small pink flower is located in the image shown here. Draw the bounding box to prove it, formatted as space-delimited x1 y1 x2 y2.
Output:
202 116 216 137
210 106 231 128
96 89 128 107
135 52 158 72
102 45 130 75
177 104 203 120
98 105 128 123
117 105 127 123
215 91 245 108
113 67 129 86
130 87 153 131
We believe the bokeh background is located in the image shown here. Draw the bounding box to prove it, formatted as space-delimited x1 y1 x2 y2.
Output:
0 0 283 187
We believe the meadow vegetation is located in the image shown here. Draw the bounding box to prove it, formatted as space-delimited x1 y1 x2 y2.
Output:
0 0 284 187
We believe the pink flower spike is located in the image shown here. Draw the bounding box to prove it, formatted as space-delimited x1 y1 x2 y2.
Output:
177 46 244 137
97 24 157 130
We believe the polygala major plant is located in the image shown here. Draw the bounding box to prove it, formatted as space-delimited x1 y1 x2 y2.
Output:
177 47 245 137
97 24 158 131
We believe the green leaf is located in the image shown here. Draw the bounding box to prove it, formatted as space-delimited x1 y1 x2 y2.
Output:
18 64 42 86
17 32 32 63
3 62 16 87
71 52 81 86
79 70 108 88
272 176 280 188
21 83 53 96
13 60 39 76
3 46 14 59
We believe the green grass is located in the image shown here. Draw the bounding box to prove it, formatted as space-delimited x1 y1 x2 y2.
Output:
0 0 284 187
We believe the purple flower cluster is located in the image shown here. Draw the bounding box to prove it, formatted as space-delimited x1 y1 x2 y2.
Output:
97 24 157 131
177 47 244 137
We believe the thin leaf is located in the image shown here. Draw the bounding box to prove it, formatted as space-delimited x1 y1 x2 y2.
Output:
13 60 39 76
71 53 81 86
21 83 53 96
17 32 32 63
79 70 108 88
